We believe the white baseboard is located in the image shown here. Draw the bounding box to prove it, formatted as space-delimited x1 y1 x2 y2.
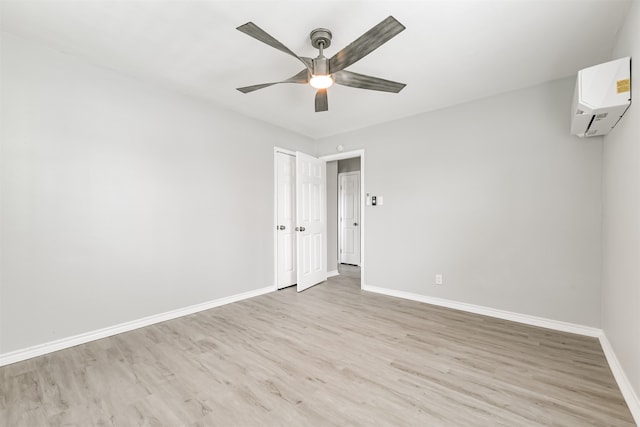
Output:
361 284 602 337
3 282 637 425
327 270 339 278
361 285 640 422
599 334 640 425
0 286 274 367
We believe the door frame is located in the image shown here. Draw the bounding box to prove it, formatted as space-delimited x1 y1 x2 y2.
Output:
320 149 365 289
338 171 361 266
273 147 296 291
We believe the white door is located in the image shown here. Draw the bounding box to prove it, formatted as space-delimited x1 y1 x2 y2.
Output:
276 152 296 289
339 172 361 265
296 151 327 292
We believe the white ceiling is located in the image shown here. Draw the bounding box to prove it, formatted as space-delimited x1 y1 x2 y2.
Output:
0 0 632 139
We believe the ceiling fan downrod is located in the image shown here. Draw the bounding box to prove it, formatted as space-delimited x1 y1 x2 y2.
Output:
310 28 332 78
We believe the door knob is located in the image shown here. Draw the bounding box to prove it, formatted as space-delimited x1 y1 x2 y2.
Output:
278 225 286 230
354 222 358 226
297 226 306 232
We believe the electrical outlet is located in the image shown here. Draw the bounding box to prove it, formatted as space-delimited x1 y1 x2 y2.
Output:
435 274 443 285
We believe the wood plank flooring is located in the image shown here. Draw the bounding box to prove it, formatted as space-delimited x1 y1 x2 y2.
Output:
1 274 635 426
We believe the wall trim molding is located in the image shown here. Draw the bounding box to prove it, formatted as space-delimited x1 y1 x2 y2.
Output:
0 286 274 367
361 284 602 337
327 270 339 278
599 334 640 424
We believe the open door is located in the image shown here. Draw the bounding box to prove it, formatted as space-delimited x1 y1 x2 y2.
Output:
296 151 327 292
275 152 296 289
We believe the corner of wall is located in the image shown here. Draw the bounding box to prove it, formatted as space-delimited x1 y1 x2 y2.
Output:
600 0 640 423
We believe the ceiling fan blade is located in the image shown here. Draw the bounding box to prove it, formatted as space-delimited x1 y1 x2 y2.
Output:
329 16 405 74
315 89 328 112
283 68 311 84
333 70 406 93
237 69 310 94
237 83 277 94
237 22 312 70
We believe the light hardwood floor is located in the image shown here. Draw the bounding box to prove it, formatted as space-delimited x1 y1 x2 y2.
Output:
1 274 635 426
338 263 361 279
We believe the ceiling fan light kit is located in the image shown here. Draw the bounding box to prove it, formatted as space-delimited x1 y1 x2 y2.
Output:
309 75 333 89
236 16 406 112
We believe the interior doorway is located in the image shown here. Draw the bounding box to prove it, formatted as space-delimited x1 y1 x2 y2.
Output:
321 150 365 287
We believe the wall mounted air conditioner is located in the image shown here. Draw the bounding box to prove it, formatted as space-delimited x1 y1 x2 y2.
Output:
571 57 631 137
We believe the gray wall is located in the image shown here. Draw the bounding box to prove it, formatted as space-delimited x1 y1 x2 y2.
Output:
602 0 640 407
0 33 314 353
338 157 361 173
326 161 339 273
316 77 603 327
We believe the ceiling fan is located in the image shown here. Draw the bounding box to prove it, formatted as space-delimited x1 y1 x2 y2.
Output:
236 16 406 112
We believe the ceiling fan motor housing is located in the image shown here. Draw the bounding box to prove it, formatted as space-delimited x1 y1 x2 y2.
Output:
313 56 329 75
